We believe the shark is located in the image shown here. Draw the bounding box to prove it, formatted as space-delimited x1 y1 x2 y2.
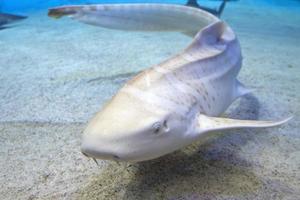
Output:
48 4 291 162
0 13 27 29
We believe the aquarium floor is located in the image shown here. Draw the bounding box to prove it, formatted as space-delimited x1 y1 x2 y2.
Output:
0 1 300 199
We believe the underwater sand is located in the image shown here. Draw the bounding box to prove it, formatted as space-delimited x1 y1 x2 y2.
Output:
0 1 299 199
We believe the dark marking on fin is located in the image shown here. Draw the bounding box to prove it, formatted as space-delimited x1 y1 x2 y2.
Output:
48 7 79 19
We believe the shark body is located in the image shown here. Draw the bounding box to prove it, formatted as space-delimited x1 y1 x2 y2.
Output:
48 4 291 162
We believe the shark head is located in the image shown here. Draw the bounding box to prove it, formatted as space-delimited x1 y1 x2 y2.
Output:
81 91 190 162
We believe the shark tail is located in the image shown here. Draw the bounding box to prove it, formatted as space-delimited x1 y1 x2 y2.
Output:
48 4 219 37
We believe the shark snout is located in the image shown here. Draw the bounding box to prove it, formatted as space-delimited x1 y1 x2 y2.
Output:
81 144 120 160
81 138 120 160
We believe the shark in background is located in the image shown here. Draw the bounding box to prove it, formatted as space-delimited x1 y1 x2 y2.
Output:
0 0 228 30
0 12 27 30
185 0 228 16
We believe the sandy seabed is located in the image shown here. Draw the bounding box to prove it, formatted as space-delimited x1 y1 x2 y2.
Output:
0 1 300 199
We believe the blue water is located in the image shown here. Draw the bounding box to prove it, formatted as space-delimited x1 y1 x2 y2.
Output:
3 0 299 12
1 0 186 12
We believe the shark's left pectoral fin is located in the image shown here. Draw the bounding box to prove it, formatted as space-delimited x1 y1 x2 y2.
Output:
197 114 292 134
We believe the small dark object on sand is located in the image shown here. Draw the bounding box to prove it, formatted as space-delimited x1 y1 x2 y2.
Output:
186 0 227 17
0 12 27 29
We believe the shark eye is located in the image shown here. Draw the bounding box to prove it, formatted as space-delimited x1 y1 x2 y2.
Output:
152 122 161 134
163 120 170 131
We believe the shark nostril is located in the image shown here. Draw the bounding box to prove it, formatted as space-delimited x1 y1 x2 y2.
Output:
113 155 120 159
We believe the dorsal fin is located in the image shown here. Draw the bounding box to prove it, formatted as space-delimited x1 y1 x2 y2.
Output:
186 21 234 54
180 20 235 64
195 20 225 46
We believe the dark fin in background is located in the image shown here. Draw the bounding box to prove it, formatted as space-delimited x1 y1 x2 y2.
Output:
0 25 12 30
0 13 27 29
186 0 201 7
185 0 227 17
217 0 227 17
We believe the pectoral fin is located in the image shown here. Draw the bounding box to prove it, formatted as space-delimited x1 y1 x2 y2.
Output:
197 114 292 134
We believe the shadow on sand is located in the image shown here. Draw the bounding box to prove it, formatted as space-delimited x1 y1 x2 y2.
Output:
76 94 263 199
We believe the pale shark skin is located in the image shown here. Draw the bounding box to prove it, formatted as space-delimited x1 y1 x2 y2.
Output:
48 4 291 162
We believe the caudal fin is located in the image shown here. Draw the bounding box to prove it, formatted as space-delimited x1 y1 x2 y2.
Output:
197 114 292 134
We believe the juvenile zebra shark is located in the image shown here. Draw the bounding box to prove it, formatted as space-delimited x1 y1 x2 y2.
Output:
48 4 291 162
